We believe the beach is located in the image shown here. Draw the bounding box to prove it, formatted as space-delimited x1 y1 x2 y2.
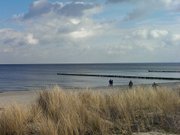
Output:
0 90 38 109
1 0 180 133
0 83 179 135
0 82 180 109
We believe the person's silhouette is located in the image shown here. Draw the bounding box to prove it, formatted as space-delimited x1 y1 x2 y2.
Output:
109 79 113 86
152 82 158 89
129 80 133 89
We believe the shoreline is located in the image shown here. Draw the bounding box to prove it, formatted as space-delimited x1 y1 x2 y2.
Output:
0 81 179 109
63 81 180 90
0 81 179 93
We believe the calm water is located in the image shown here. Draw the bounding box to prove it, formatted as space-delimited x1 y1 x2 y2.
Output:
0 63 180 91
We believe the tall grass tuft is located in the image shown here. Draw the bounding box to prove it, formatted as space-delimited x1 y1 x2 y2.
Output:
0 104 30 135
0 86 179 135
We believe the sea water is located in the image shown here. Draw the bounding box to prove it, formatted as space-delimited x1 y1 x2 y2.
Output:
0 63 180 91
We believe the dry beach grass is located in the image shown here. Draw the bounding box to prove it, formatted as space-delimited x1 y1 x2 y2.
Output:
0 86 179 135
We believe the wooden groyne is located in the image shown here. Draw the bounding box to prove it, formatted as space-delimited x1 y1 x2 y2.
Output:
148 70 180 73
57 73 180 80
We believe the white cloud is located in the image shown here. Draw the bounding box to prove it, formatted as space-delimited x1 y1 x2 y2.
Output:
9 0 103 47
133 29 169 39
18 0 99 20
150 30 168 38
172 34 180 41
70 28 93 38
107 0 179 7
0 29 39 46
169 33 180 46
132 29 149 39
70 18 80 25
26 33 39 45
0 48 14 53
23 0 52 19
107 0 180 21
1 0 180 63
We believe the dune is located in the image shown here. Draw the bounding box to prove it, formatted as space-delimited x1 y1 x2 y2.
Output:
0 85 179 135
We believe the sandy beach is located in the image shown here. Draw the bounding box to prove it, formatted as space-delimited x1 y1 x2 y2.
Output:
0 90 38 109
0 82 180 109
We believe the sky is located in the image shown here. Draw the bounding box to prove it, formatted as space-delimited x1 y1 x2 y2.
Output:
0 0 180 64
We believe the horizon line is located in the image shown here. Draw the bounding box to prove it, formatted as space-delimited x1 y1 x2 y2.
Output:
0 62 180 65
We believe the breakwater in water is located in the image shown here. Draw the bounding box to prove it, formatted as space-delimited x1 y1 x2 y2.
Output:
57 73 180 80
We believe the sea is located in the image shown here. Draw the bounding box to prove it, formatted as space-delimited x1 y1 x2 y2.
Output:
0 63 180 91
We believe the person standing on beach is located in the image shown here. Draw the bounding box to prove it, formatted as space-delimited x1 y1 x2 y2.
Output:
109 79 113 86
129 80 133 89
152 82 158 89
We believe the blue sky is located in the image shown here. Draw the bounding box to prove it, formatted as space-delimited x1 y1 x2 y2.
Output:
0 0 180 63
0 0 31 19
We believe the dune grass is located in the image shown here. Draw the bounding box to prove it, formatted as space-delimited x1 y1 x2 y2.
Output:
0 86 179 135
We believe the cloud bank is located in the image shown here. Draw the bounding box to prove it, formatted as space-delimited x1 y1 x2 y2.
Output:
19 0 99 20
0 0 180 63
